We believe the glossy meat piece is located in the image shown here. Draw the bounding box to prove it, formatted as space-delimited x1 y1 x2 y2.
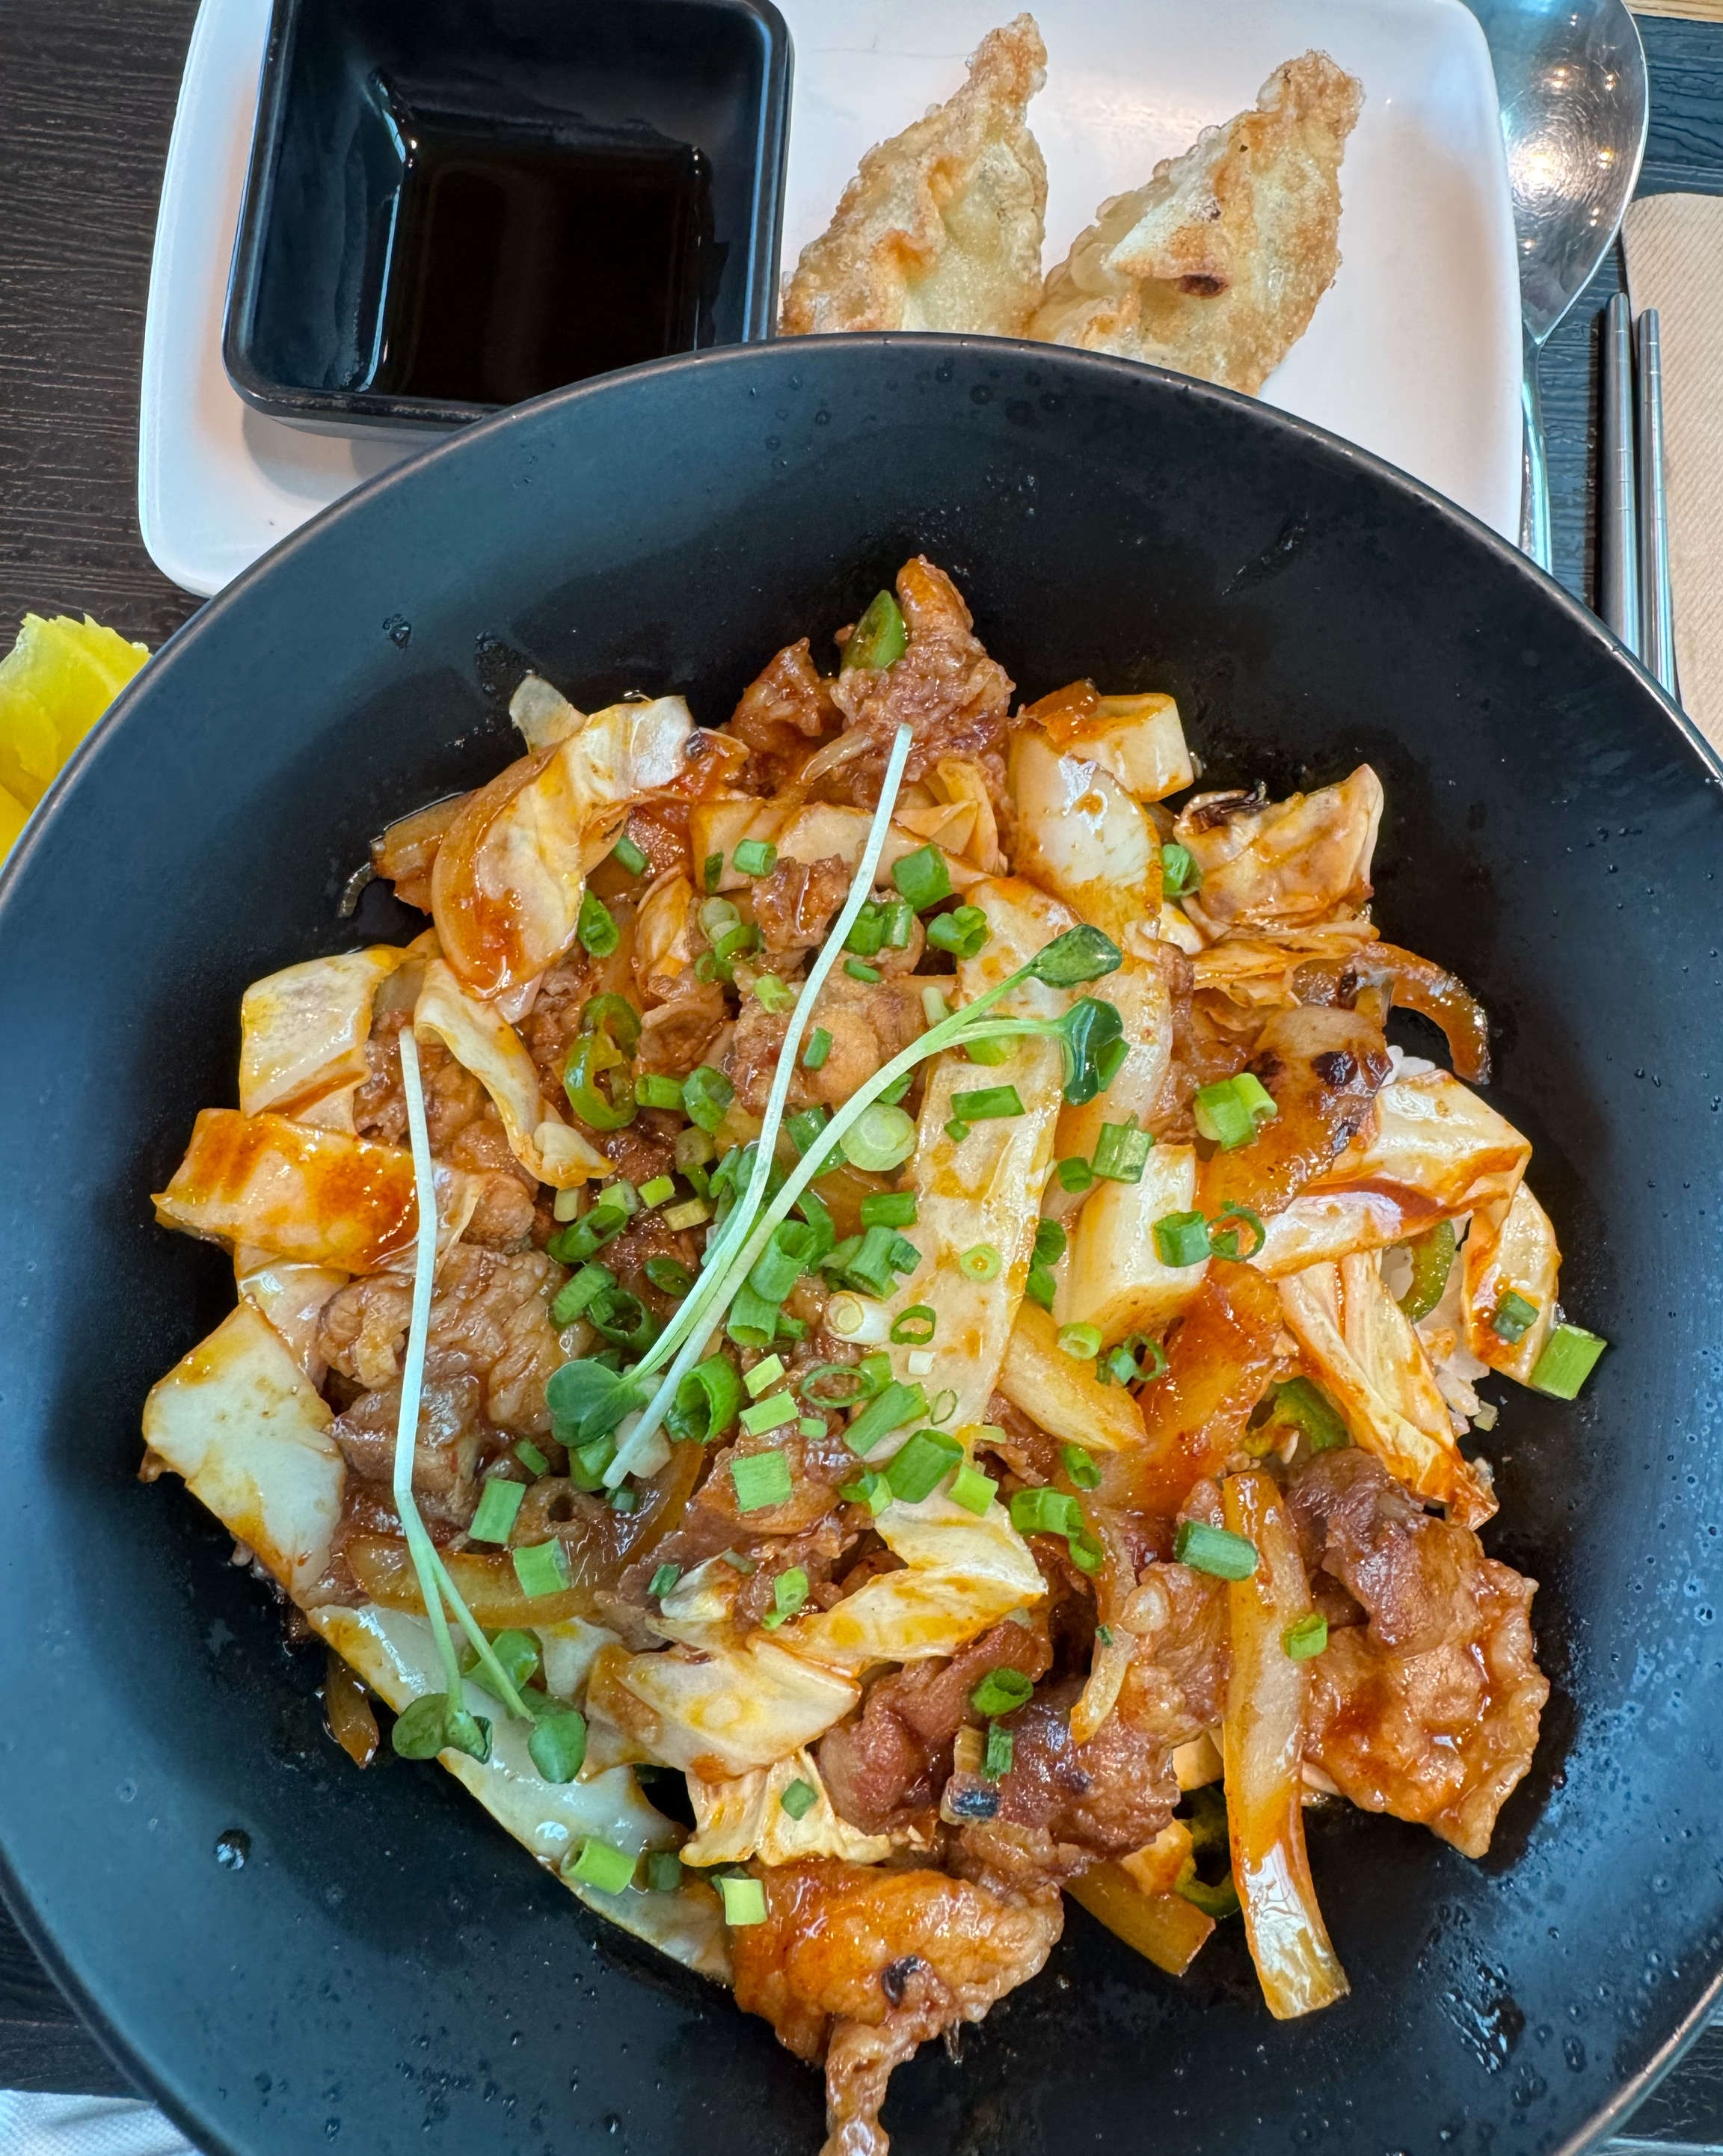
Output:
726 971 925 1117
328 1372 485 1527
823 559 1014 813
1288 1449 1547 1856
1197 1003 1392 1222
731 1859 1061 2156
817 1617 1052 1835
1114 1559 1230 1745
753 853 853 955
730 638 841 793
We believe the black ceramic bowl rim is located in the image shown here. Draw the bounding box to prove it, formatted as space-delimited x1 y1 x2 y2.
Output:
3 333 1722 2156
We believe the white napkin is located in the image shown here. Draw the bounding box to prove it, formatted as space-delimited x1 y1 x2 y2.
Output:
0 2094 195 2156
1622 192 1723 749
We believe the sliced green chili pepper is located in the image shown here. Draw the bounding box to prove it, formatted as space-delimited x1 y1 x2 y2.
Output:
841 589 908 672
1397 1219 1458 1323
563 1028 636 1130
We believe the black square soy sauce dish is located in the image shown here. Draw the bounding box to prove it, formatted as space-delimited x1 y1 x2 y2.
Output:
224 0 791 429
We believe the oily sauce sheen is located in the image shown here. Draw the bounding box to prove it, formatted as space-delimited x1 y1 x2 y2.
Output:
377 120 710 406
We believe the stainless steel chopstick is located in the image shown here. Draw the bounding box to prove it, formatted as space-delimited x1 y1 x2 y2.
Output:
1636 307 1679 700
1600 293 1640 655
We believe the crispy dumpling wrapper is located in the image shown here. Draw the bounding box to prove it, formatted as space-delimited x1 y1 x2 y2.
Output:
1174 767 1383 940
1030 51 1363 394
154 1108 482 1272
781 15 1048 337
431 696 744 999
413 956 608 1188
142 1303 343 1597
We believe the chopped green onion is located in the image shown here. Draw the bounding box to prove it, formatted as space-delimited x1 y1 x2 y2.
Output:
798 1416 827 1440
730 1449 793 1511
1061 1443 1102 1490
1154 1211 1212 1268
959 1242 1002 1283
876 1072 914 1106
945 1118 971 1144
1010 1487 1084 1538
668 1355 743 1444
565 1837 636 1895
586 1286 660 1353
740 1390 798 1438
717 1873 768 1926
1530 1322 1608 1399
1068 1529 1104 1575
845 958 882 983
1491 1289 1540 1345
892 845 953 912
745 1354 787 1398
675 1125 716 1176
965 1034 1014 1067
880 899 913 948
1397 1219 1458 1323
568 1434 618 1490
1097 1624 1115 1646
1057 1155 1094 1194
983 1722 1014 1779
612 834 649 876
1194 1078 1260 1151
512 1540 571 1597
761 1567 810 1629
748 1219 817 1303
1032 1219 1067 1268
845 904 885 959
753 974 795 1014
734 838 778 878
663 1197 710 1231
550 1261 616 1327
650 1562 681 1598
1057 1323 1102 1361
644 1850 684 1893
1093 1118 1154 1184
780 1778 818 1819
951 1084 1024 1122
703 852 724 892
839 1469 891 1516
701 897 743 940
1207 1203 1267 1262
926 904 991 959
890 1304 938 1345
682 1065 734 1133
529 1709 589 1784
1161 842 1203 900
644 1255 694 1296
1174 1519 1259 1579
844 589 908 672
922 986 950 1028
514 1438 550 1476
970 1667 1034 1717
1025 1265 1057 1310
885 1428 963 1503
1283 1612 1329 1661
844 1379 927 1457
577 891 620 957
470 1476 526 1545
799 1362 867 1407
950 1461 998 1515
844 1102 918 1172
609 1487 639 1514
639 1174 677 1208
861 1191 918 1229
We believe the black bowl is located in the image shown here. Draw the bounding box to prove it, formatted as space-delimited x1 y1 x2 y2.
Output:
2 337 1720 2156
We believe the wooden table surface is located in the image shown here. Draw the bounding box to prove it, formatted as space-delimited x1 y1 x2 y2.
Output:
3 0 1723 2137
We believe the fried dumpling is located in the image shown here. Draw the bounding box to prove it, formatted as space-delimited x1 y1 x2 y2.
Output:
1029 50 1363 393
780 14 1048 337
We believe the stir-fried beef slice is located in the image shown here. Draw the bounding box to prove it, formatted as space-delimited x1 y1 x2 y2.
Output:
598 1208 704 1320
636 974 729 1077
617 800 692 882
1288 1448 1548 1856
354 1012 486 1149
1114 1559 1230 1744
730 1521 856 1629
731 1858 1062 2156
754 854 853 956
329 1372 488 1526
823 559 1013 814
319 1274 414 1391
700 1422 861 1537
729 637 843 793
727 970 926 1116
818 1618 1053 1836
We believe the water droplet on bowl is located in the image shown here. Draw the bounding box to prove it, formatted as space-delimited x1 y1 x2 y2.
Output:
214 1828 251 1870
384 615 411 648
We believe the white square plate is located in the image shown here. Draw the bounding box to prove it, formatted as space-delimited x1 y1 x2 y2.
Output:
138 0 1520 598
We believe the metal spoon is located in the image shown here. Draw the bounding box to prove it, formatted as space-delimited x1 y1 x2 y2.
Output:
1462 0 1647 572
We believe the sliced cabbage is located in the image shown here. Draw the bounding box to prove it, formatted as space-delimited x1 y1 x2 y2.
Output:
682 1748 897 1867
873 877 1074 1433
586 1638 861 1778
1007 726 1158 946
154 1108 481 1271
1462 1179 1560 1382
999 1302 1147 1452
1253 1071 1531 1277
432 698 746 999
633 869 698 989
787 1489 1045 1669
141 1302 343 1597
534 1613 618 1701
1277 1258 1496 1526
1191 918 1383 1013
235 1253 348 1382
312 1603 725 1980
1051 949 1171 1173
1033 691 1194 804
413 956 608 1188
1057 1141 1206 1342
924 755 1006 873
239 946 410 1132
508 674 585 751
1176 768 1383 940
689 795 984 898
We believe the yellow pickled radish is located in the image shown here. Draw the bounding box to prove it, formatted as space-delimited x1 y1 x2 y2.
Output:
0 784 28 856
0 613 149 848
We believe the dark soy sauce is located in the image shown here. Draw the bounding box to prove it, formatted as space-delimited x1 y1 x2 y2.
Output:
375 115 709 407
